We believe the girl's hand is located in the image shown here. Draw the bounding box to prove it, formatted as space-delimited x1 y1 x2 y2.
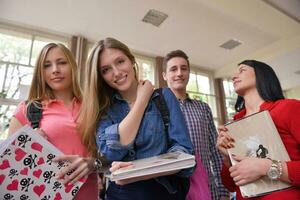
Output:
216 125 235 166
110 161 134 173
216 125 235 157
110 161 134 185
110 161 178 185
229 155 271 186
136 80 154 106
53 155 95 185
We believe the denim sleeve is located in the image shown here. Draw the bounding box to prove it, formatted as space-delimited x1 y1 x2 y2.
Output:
162 88 194 177
96 115 134 162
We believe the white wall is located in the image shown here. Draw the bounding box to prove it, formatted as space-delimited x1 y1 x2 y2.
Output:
285 86 300 100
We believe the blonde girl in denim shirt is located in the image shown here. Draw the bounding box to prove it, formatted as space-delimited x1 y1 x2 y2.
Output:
79 37 194 200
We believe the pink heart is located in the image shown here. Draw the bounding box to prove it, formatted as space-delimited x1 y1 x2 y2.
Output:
0 174 5 185
15 148 27 161
31 142 43 152
20 167 28 175
7 179 18 191
33 169 42 178
33 184 45 197
65 183 74 193
0 159 10 170
54 192 62 200
37 157 44 165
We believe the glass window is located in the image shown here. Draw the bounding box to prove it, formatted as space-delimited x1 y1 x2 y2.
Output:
207 95 217 118
186 70 219 121
197 74 210 94
0 31 32 65
135 56 155 85
223 79 237 120
0 104 17 141
187 73 197 92
223 79 236 98
0 64 33 100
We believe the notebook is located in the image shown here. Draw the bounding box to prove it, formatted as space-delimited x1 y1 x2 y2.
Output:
106 151 195 181
225 110 291 198
0 126 86 200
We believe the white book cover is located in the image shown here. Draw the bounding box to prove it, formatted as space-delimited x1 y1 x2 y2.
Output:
0 126 86 200
106 151 195 181
225 110 291 198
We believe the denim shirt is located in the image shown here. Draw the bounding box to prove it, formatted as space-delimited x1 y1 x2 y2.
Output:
96 88 194 193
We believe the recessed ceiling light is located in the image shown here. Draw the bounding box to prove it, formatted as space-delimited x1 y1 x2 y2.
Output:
294 70 300 75
142 9 168 27
220 39 242 50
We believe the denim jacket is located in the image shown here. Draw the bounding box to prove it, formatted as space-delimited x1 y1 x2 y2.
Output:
96 88 194 193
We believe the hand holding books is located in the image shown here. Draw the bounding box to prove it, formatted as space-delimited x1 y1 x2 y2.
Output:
54 155 95 185
106 151 195 185
228 155 273 186
216 111 291 197
0 126 86 199
217 125 235 166
109 161 181 185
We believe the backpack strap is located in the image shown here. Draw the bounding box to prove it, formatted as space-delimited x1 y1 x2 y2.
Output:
26 101 43 129
153 88 170 142
128 88 170 161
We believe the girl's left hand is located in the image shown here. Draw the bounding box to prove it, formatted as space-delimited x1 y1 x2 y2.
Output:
110 161 133 172
110 161 179 185
53 155 95 185
229 155 271 186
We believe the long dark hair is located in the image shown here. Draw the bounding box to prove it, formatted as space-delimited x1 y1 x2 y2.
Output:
235 60 285 112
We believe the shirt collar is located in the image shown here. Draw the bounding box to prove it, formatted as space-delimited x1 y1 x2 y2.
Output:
234 100 277 120
178 93 192 103
42 97 79 106
185 93 192 101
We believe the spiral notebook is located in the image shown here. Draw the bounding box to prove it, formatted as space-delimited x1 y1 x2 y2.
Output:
225 110 292 198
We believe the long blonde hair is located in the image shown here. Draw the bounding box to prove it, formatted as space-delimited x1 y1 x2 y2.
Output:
28 43 81 101
78 37 137 157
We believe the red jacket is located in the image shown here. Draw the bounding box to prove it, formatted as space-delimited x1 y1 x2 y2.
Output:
221 99 300 200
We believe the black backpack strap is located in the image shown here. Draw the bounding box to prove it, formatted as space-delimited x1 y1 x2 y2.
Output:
153 88 170 141
26 101 43 129
130 88 170 161
154 89 191 196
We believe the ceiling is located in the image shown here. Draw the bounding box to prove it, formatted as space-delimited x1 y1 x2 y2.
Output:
0 0 300 90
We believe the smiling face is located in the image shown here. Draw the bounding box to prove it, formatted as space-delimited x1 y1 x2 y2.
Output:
99 48 136 93
163 57 190 91
43 47 72 94
232 64 256 96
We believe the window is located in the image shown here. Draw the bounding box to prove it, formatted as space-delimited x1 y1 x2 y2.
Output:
0 24 70 140
223 79 237 120
135 54 156 86
186 69 219 125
